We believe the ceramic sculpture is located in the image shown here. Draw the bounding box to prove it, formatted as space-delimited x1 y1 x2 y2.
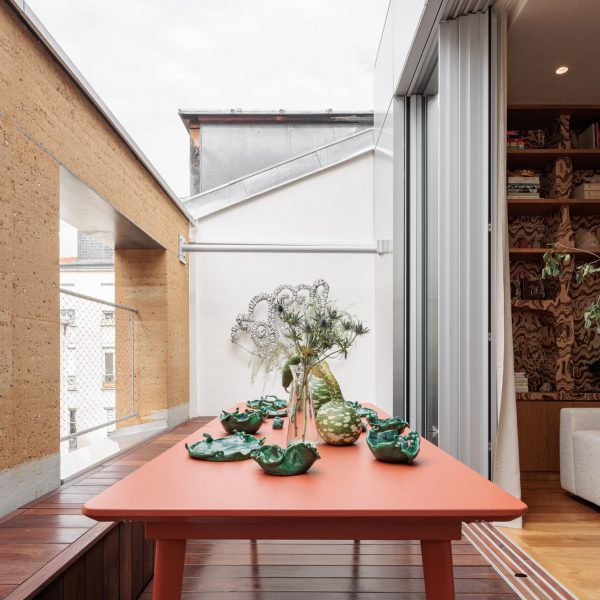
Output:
250 441 320 476
347 401 378 420
366 429 420 464
316 400 362 445
366 414 409 433
247 395 288 418
219 408 264 434
185 432 264 462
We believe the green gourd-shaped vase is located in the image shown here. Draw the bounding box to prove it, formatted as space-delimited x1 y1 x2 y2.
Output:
316 399 362 445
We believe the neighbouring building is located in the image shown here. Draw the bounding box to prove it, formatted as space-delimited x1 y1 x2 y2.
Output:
179 110 373 195
59 233 115 453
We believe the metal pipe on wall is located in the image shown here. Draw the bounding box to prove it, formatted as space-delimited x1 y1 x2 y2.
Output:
179 239 392 258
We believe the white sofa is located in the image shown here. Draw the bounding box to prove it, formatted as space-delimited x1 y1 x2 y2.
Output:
560 408 600 506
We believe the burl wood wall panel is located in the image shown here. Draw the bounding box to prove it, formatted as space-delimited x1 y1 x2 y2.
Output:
0 2 189 484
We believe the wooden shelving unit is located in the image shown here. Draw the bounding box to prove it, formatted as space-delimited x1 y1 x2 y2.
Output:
508 105 600 474
509 247 600 261
507 148 600 169
508 197 600 215
516 391 600 402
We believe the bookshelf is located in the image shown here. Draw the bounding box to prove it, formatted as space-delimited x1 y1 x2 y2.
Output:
507 148 600 169
507 105 600 474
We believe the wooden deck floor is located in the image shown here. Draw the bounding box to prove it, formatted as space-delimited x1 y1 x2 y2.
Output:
139 538 519 599
500 479 600 600
0 419 211 599
0 418 525 599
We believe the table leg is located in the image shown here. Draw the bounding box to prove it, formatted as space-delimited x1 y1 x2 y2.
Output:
420 539 455 600
152 539 186 600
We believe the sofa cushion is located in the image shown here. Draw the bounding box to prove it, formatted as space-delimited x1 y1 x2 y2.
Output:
572 430 600 506
560 408 600 494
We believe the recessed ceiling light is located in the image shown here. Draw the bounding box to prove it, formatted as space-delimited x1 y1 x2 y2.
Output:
555 66 569 75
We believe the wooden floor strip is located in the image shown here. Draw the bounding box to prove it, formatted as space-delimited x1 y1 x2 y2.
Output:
464 523 578 600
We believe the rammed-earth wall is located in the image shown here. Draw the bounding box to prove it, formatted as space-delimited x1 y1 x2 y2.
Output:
0 1 189 514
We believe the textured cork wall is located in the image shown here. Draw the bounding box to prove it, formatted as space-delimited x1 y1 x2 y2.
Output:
115 249 189 423
0 119 60 475
0 2 189 489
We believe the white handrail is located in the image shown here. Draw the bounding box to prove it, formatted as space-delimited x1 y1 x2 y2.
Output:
180 240 392 256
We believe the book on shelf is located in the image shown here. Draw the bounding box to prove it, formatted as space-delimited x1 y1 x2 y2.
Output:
508 187 540 194
507 176 540 199
507 131 526 150
507 194 540 199
508 176 540 184
578 123 600 149
508 182 539 189
514 372 529 393
572 182 600 200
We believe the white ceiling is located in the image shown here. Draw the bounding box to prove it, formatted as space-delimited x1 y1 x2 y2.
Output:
508 0 600 104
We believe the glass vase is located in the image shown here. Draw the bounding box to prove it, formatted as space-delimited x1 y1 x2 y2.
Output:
286 364 319 445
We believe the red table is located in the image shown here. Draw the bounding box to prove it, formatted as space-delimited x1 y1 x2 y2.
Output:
83 405 526 599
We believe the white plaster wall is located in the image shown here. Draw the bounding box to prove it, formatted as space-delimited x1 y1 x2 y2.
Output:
189 152 391 416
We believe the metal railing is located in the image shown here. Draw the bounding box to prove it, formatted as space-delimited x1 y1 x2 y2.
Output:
59 288 137 445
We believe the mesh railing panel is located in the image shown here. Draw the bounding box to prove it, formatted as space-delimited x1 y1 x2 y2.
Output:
59 289 135 441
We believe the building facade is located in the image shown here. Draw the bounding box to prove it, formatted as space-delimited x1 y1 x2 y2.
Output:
180 110 373 195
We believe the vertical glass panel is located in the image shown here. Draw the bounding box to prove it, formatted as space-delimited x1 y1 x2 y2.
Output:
424 90 439 443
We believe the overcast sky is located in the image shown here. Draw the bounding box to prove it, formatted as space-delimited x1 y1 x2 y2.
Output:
27 0 389 199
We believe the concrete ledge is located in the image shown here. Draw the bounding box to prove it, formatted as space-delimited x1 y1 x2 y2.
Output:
146 402 190 428
0 452 60 517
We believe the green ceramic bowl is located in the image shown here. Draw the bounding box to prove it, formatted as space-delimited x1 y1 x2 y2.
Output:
346 401 378 420
250 441 320 476
366 429 420 464
186 432 265 462
366 414 409 433
247 395 287 411
220 408 264 434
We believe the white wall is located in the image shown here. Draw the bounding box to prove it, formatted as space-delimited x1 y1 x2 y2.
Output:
189 152 389 416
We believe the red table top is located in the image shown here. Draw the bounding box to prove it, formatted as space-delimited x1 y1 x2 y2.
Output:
83 404 526 522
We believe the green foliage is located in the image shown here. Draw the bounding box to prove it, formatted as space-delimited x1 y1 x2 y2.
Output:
277 301 369 374
541 250 570 279
576 262 600 284
584 297 600 334
248 341 291 386
282 355 302 390
542 244 600 334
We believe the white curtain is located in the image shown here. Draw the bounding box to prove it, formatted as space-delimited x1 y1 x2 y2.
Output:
438 12 490 478
491 9 522 528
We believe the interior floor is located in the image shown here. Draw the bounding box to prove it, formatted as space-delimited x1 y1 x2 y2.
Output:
500 479 600 600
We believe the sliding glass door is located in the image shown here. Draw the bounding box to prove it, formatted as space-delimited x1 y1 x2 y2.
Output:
405 63 440 443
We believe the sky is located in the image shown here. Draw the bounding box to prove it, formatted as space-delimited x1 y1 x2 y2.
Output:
27 0 390 201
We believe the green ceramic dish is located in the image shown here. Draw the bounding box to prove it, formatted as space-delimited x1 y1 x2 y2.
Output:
366 429 420 464
250 442 320 476
260 407 288 418
366 414 409 433
220 408 264 434
246 395 287 410
347 401 378 420
185 432 265 462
